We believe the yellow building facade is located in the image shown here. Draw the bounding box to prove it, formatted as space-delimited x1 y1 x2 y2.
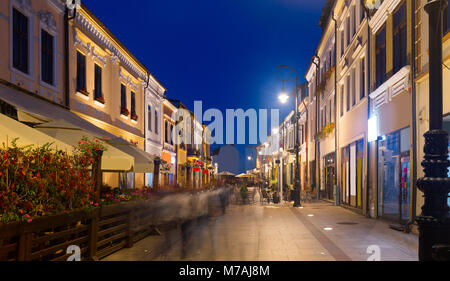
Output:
0 0 66 104
67 4 165 188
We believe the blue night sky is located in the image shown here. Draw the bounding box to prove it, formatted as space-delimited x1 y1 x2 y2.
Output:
83 0 325 173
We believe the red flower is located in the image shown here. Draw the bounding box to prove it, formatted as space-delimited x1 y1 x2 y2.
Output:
25 201 33 210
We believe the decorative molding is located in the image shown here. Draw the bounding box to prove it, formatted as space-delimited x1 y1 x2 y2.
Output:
110 54 119 65
13 0 34 15
37 11 57 34
119 68 139 91
73 30 89 50
73 30 106 67
76 13 147 80
91 46 107 67
368 0 389 34
369 65 410 109
369 0 402 34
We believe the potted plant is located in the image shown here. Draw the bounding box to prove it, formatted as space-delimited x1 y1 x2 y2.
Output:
131 113 138 121
240 185 248 203
78 88 89 97
95 96 105 104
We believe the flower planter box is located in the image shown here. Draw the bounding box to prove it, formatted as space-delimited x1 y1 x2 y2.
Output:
94 100 105 108
76 90 90 101
0 201 156 261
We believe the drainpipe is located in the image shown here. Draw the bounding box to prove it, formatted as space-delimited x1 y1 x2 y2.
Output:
363 5 372 219
312 55 321 200
144 74 151 140
406 0 418 233
64 7 76 108
332 13 339 206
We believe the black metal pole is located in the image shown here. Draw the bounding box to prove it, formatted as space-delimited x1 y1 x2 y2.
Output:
313 55 321 201
416 0 450 261
293 74 301 207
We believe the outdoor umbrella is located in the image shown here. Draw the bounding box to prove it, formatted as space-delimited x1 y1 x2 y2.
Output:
217 171 236 176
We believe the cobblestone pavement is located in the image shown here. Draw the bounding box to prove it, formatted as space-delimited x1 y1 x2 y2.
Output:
103 190 418 261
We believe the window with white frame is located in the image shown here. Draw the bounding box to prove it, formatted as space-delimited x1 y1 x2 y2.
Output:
360 57 366 99
41 29 54 85
12 8 29 74
352 4 356 37
351 68 356 106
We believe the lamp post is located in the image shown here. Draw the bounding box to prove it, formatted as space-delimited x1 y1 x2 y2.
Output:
416 0 450 261
361 0 450 260
277 65 301 207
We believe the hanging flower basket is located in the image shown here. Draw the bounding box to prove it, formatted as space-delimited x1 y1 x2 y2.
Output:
202 169 209 174
193 167 201 172
159 161 172 174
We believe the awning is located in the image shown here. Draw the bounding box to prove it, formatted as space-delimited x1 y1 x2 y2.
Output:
0 83 154 173
108 137 154 173
35 120 134 172
0 113 75 154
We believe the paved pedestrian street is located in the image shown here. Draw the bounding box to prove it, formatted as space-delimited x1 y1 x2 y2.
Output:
103 198 418 261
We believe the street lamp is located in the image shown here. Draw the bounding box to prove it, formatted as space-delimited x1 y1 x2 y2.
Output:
276 65 301 207
415 0 450 261
278 92 289 104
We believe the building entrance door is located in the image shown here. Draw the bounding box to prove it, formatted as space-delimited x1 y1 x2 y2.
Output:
325 165 335 200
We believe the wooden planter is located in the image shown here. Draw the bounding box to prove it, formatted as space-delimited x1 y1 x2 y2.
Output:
0 201 157 261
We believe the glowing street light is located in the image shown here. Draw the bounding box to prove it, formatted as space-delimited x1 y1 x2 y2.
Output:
278 92 289 104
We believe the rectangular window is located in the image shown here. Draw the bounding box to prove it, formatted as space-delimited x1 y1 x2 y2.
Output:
352 68 356 106
445 6 450 35
341 30 344 57
165 121 168 143
393 1 407 73
170 124 174 145
121 84 127 109
352 4 356 37
360 57 366 99
94 64 102 99
329 99 332 123
346 76 350 112
376 27 386 87
346 17 350 46
131 91 136 115
332 46 336 66
148 105 152 132
76 51 86 91
360 2 365 23
41 30 54 85
13 9 28 74
155 111 158 134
